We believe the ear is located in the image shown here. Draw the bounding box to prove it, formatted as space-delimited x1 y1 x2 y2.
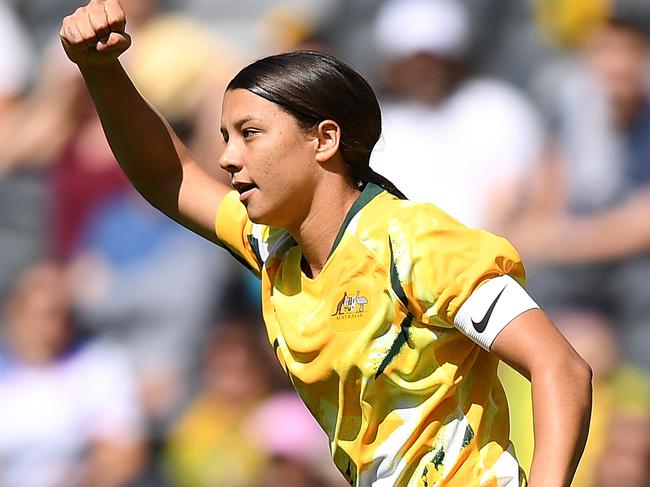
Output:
314 120 341 164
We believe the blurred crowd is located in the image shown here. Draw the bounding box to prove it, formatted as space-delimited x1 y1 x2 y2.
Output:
0 0 649 486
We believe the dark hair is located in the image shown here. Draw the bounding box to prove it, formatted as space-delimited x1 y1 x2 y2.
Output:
226 50 406 199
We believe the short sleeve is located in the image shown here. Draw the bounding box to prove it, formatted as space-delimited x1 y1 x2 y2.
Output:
389 203 538 349
215 191 294 278
215 191 264 277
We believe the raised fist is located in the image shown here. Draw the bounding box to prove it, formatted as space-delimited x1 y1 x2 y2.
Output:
60 0 131 68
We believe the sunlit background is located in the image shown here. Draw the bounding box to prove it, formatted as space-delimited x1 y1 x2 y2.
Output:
0 0 649 486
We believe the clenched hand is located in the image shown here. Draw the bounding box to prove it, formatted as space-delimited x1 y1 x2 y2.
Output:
60 0 131 68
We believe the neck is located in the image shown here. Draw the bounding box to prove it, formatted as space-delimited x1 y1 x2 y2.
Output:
290 178 360 279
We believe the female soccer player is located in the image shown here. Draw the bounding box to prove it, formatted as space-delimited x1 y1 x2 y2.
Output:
60 1 592 485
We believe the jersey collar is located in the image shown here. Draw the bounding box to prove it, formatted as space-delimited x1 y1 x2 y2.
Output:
327 183 385 259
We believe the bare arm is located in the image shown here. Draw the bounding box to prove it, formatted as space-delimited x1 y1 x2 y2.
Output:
505 190 650 265
60 0 229 242
491 309 592 487
500 139 650 264
0 49 86 174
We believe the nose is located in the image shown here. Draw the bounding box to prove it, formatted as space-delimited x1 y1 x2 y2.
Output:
218 140 243 176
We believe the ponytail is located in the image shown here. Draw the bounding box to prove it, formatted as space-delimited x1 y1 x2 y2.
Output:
345 161 406 199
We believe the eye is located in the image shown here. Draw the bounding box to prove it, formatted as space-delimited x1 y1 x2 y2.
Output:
242 128 260 140
220 130 229 143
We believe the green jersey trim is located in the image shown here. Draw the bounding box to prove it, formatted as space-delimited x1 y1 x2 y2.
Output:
327 182 385 259
389 237 409 309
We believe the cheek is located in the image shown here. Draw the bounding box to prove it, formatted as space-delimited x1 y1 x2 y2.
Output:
262 137 312 184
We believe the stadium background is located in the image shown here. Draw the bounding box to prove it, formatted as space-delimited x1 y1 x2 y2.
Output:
0 0 649 485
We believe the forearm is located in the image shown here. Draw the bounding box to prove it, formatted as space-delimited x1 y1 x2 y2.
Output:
61 1 229 241
561 197 650 262
79 61 192 211
0 89 79 171
528 358 592 487
512 191 650 264
492 310 593 486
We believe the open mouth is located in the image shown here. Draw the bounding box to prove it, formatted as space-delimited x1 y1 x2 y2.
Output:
232 181 257 194
232 181 257 202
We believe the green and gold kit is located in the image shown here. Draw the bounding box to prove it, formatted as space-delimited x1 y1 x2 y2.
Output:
215 183 538 486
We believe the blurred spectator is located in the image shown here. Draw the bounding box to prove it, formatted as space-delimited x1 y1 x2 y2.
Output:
125 12 242 178
502 309 650 485
164 318 277 487
68 191 236 425
313 0 552 100
46 0 164 260
1 0 244 428
305 0 389 81
535 0 611 49
464 0 548 88
9 1 650 486
0 2 44 303
165 320 346 487
165 0 333 56
257 3 330 54
0 1 162 267
367 2 544 478
0 261 145 487
63 12 243 425
250 392 348 487
370 0 544 231
505 17 650 370
554 310 649 487
534 0 650 52
595 410 650 487
48 93 132 259
1 0 235 260
558 311 650 487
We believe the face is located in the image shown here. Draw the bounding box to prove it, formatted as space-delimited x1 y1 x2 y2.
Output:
219 89 320 229
5 264 71 364
584 24 649 105
384 53 459 104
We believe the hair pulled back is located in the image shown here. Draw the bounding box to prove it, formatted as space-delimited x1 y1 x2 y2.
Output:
226 50 405 199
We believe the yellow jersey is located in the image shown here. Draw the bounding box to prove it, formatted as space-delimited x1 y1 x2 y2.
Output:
215 183 538 486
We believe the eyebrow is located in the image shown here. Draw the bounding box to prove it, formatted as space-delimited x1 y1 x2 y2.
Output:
220 116 263 136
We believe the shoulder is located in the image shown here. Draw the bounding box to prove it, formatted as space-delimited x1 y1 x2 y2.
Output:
353 194 473 257
454 78 542 126
374 197 521 275
384 197 470 238
353 193 466 237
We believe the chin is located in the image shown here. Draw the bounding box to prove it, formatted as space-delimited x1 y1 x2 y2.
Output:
244 195 293 228
247 213 266 225
247 208 289 229
244 205 272 226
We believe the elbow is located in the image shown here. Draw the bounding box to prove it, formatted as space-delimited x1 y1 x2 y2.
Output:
570 356 593 428
564 352 594 404
573 355 593 390
532 349 593 401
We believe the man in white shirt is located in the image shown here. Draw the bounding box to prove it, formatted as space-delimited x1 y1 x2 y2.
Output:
0 261 145 487
370 0 544 231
